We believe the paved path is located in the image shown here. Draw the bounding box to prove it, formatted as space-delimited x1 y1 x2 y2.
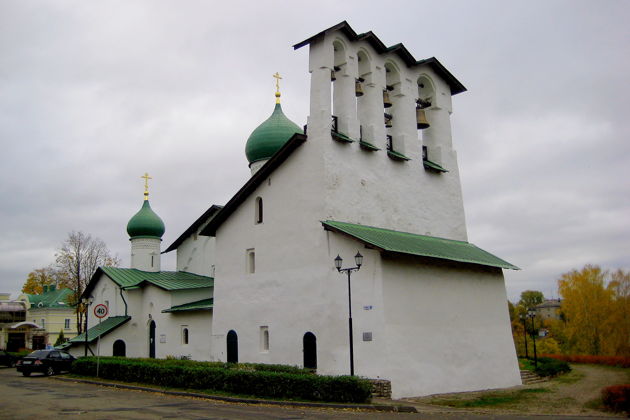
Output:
0 367 618 419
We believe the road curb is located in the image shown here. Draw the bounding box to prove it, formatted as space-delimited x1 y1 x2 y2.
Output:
52 376 418 413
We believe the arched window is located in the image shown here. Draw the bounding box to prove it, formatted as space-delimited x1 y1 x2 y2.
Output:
255 197 263 224
226 330 238 363
113 339 126 357
260 326 269 352
303 332 317 370
247 249 255 274
182 327 189 345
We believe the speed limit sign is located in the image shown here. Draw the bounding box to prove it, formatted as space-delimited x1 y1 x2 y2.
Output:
94 304 108 318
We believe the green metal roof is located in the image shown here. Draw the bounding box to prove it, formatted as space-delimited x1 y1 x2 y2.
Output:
68 316 130 344
127 200 165 239
162 298 214 313
359 140 380 151
322 220 519 270
98 267 213 291
331 131 355 143
424 159 448 173
27 288 74 309
245 103 302 164
387 150 411 161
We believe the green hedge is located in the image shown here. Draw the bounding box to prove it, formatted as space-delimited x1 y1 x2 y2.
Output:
71 357 372 403
534 357 571 377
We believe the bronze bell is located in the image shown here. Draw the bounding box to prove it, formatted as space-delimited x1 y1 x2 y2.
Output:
331 69 336 82
383 90 392 108
384 113 393 128
416 107 430 129
355 79 364 97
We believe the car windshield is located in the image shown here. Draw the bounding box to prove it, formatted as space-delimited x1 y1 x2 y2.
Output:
27 350 49 358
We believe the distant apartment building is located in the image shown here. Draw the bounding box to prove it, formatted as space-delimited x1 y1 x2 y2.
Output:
535 299 562 321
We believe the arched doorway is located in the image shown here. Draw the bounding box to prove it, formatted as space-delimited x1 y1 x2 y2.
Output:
149 320 156 358
113 339 126 357
303 332 317 370
226 330 238 363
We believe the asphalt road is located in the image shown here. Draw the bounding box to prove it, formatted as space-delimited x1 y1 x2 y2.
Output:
0 367 617 419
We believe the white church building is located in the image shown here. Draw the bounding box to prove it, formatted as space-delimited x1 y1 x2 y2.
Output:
67 22 521 398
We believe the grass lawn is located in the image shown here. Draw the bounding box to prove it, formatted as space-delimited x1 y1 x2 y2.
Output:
406 364 629 416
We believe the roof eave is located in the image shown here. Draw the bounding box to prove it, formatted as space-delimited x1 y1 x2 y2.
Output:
293 21 466 95
200 133 307 237
163 204 223 253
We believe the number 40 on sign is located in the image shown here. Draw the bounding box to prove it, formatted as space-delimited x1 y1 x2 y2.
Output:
94 304 108 318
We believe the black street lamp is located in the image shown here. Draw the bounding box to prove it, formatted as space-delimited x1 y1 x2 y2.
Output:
519 313 529 359
82 296 94 357
527 308 538 368
334 252 363 376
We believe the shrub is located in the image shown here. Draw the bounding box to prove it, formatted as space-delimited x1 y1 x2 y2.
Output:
601 384 630 413
71 357 371 403
534 357 571 377
540 354 630 368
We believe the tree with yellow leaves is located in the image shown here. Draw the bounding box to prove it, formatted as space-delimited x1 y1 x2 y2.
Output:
558 265 627 356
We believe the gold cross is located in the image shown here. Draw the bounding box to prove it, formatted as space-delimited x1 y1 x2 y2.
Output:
141 172 152 200
273 72 282 103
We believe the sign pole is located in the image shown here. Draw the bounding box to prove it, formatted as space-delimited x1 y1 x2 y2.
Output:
97 317 102 377
93 303 109 378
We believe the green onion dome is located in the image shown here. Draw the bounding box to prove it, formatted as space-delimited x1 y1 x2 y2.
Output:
127 200 165 239
245 103 302 165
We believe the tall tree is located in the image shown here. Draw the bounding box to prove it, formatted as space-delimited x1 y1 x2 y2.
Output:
605 269 630 356
518 290 544 310
558 265 614 355
55 231 120 333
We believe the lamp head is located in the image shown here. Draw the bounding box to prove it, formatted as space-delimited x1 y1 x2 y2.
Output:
354 252 363 268
334 255 343 272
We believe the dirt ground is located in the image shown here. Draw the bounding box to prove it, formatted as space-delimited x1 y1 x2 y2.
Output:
401 364 630 417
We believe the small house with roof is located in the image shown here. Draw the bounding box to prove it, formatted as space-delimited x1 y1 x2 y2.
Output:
69 22 520 398
17 285 76 348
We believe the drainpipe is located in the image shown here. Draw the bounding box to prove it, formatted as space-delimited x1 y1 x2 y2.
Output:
119 287 128 317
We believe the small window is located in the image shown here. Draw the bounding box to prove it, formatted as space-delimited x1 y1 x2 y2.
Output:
182 327 189 345
247 249 255 274
40 319 45 329
255 197 263 224
260 326 269 352
64 319 70 329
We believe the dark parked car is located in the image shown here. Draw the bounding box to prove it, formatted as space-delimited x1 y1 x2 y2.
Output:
0 350 17 367
16 349 76 376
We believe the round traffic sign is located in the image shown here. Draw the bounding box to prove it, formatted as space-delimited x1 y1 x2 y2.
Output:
93 303 108 318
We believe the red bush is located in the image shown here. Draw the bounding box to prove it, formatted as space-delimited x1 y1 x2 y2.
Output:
539 354 630 368
602 385 630 413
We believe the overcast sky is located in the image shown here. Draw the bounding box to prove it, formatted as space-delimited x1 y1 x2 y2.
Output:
1 0 628 302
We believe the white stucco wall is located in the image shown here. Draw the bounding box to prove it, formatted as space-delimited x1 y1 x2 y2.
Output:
130 237 162 272
176 234 215 277
379 255 521 397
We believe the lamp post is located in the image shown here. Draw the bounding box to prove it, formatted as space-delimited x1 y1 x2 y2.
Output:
519 313 529 359
527 308 538 368
334 251 363 376
82 296 94 357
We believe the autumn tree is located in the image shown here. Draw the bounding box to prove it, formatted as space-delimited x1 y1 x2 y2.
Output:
605 269 630 356
21 266 67 294
55 231 120 334
558 265 614 355
518 290 544 310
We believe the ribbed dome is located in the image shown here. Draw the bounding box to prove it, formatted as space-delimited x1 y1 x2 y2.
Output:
127 200 165 239
245 103 302 164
